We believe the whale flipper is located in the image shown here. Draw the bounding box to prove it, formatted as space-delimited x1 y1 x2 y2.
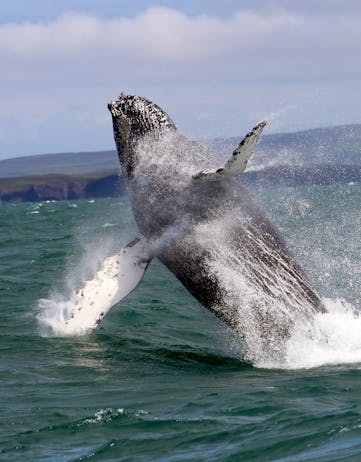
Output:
193 121 266 181
63 237 152 334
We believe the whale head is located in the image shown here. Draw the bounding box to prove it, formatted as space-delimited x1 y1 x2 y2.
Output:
108 93 176 178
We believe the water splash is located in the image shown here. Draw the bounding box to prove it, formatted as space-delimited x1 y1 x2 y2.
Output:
35 205 192 338
36 249 131 337
36 210 134 337
37 294 78 337
254 298 361 369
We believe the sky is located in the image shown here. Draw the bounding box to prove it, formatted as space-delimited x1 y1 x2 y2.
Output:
1 0 361 159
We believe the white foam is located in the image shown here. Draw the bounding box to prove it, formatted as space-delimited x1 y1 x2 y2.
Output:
256 298 361 369
36 219 132 336
37 295 78 336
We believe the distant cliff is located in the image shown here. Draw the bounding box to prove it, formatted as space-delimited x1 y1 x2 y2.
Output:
0 173 124 204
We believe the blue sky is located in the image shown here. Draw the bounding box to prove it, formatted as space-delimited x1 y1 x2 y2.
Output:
1 1 361 159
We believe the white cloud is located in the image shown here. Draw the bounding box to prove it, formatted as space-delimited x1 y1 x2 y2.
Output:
1 6 361 157
2 7 361 80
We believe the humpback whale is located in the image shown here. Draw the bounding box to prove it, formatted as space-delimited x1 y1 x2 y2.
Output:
65 94 325 361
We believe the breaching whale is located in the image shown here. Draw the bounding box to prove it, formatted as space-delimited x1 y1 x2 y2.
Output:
65 94 325 360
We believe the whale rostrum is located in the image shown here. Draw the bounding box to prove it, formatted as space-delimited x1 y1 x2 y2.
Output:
65 94 325 362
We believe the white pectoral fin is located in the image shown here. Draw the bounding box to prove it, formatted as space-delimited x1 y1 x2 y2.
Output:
63 237 152 334
193 120 267 181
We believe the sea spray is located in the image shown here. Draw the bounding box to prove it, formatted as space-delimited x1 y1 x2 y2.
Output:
36 202 136 336
252 298 361 369
36 215 193 337
283 298 361 369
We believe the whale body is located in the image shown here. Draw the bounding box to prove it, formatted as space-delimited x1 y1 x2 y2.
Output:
65 94 325 361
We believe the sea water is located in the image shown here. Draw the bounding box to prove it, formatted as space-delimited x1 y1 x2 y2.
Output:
0 182 360 461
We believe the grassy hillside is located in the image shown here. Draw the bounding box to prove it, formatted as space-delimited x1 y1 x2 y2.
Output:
0 150 118 178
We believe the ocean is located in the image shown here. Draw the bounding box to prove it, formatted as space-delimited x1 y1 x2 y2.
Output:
1 182 361 461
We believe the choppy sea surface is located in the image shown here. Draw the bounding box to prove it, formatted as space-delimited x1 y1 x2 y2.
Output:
1 182 361 461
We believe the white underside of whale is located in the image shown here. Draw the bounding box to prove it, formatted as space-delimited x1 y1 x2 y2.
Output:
62 238 151 335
